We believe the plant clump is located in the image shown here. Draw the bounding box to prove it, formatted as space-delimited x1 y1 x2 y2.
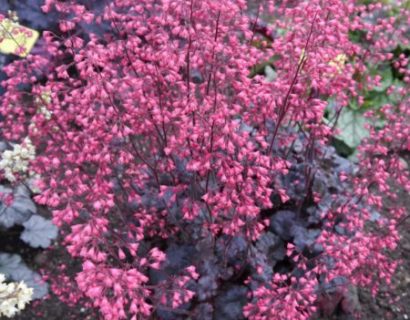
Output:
0 0 409 319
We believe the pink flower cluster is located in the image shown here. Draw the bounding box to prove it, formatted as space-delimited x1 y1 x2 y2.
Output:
0 0 409 319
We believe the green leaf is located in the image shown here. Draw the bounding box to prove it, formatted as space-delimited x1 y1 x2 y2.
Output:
336 107 369 148
264 65 277 82
348 99 360 111
372 67 393 92
362 92 389 111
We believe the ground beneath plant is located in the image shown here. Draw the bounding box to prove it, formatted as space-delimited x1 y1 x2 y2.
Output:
4 175 408 320
355 189 410 320
323 154 410 320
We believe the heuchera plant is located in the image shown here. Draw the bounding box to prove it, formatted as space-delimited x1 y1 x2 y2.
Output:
0 0 409 319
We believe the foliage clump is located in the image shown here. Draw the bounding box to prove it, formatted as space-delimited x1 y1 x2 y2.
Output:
0 0 409 319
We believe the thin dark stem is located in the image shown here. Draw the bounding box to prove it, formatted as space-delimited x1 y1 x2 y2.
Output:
267 12 318 155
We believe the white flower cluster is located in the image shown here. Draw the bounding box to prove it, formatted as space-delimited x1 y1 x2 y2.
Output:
35 91 52 121
29 91 53 135
38 106 52 120
0 137 35 182
0 274 33 318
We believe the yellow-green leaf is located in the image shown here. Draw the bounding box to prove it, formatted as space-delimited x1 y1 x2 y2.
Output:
0 18 39 57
